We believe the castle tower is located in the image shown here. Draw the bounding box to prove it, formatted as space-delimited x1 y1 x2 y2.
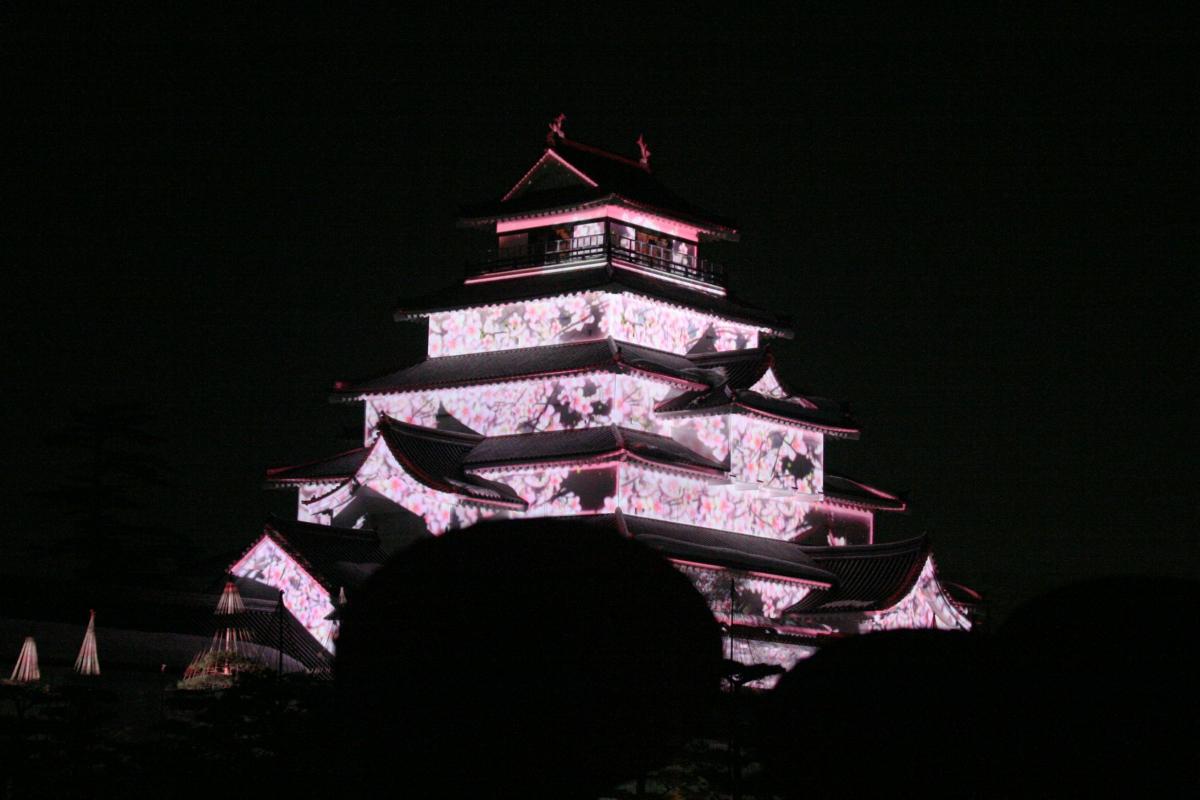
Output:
231 122 976 672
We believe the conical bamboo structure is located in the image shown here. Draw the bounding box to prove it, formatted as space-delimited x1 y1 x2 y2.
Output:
74 609 101 676
184 580 257 680
9 637 40 683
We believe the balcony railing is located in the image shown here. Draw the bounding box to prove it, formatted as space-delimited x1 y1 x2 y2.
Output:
470 233 726 287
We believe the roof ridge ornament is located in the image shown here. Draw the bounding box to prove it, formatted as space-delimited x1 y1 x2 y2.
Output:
636 133 651 170
547 113 566 144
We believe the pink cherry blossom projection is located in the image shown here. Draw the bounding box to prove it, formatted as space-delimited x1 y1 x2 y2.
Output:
297 480 356 524
231 536 337 650
674 562 815 621
749 369 790 399
666 416 731 463
482 466 620 518
363 374 673 442
729 417 823 493
619 465 869 544
425 292 761 357
747 369 819 407
861 557 973 633
723 638 818 688
612 376 675 432
612 294 758 354
427 293 607 356
358 445 499 534
295 441 516 534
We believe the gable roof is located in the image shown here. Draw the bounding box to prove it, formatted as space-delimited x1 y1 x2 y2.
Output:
655 385 861 438
687 347 773 390
393 264 793 336
253 516 389 594
265 446 372 486
234 576 336 670
377 417 528 508
462 425 727 476
462 138 737 239
333 338 710 398
786 536 930 614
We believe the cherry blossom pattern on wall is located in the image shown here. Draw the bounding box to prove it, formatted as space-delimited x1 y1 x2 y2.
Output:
297 481 355 525
231 536 336 651
426 293 607 357
612 294 759 355
675 563 816 621
425 292 762 357
730 417 822 493
363 375 674 442
665 416 730 463
480 466 620 518
860 557 973 632
295 442 503 534
746 369 821 406
619 466 834 542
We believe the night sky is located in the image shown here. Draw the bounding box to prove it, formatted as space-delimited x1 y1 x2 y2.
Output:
5 7 1194 618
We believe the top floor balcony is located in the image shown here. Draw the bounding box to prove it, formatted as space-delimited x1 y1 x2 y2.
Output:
467 219 727 289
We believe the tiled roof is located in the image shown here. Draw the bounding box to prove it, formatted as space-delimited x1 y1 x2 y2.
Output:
463 425 727 475
334 338 709 396
655 385 861 438
459 139 737 237
261 516 388 594
377 417 528 507
617 514 837 585
393 265 793 335
234 576 334 670
823 474 907 512
687 348 772 389
787 536 930 613
264 447 371 485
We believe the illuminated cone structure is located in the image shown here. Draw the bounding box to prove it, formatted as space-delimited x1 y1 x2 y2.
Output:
9 637 40 683
74 610 101 676
185 581 256 678
231 125 977 672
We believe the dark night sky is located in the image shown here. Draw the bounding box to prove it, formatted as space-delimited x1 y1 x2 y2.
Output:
4 7 1195 617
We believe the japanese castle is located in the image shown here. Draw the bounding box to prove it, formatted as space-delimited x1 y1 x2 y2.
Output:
229 118 976 673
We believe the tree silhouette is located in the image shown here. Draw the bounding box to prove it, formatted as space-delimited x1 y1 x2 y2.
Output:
31 402 191 582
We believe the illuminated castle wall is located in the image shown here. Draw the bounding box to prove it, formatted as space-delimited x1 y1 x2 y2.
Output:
232 123 975 672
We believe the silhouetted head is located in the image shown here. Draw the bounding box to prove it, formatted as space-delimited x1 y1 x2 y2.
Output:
336 517 722 797
995 576 1198 797
762 629 992 799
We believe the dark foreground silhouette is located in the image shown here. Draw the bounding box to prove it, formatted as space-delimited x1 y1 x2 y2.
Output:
4 524 1194 799
335 518 724 797
761 576 1198 798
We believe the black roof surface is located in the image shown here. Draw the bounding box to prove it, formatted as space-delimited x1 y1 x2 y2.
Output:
462 425 727 475
234 576 334 670
787 536 930 613
377 417 528 507
823 474 907 512
655 385 861 438
264 446 372 484
335 338 709 396
618 514 837 585
459 138 738 236
687 347 773 389
261 517 388 594
393 264 793 335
